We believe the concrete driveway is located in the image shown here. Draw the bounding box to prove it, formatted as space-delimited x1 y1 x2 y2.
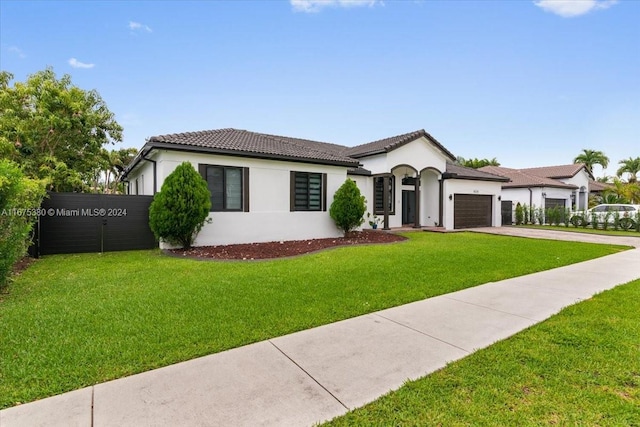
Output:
471 226 640 248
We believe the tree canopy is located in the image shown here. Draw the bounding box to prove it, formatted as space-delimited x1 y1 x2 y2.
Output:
616 157 640 183
573 149 609 175
0 68 123 192
456 157 500 169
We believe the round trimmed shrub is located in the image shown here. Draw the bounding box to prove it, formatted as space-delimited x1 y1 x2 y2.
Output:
149 162 211 248
330 178 366 235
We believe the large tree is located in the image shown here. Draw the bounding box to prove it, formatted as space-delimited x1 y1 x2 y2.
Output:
573 149 609 175
616 157 640 183
0 68 123 192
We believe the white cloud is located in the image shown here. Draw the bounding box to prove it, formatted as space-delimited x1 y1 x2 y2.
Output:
129 21 153 33
534 0 617 17
291 0 382 13
8 46 26 59
68 58 95 69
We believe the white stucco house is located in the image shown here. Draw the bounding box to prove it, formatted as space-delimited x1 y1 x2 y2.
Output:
479 164 593 224
122 128 507 246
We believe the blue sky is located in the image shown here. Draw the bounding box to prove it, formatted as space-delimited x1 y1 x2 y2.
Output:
1 0 638 177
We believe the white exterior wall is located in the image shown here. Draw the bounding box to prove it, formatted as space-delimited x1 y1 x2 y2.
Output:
558 170 590 210
386 138 448 174
500 187 573 211
349 174 374 229
127 160 154 195
421 171 441 227
442 179 503 230
359 137 448 175
559 170 590 191
128 150 348 246
357 137 448 228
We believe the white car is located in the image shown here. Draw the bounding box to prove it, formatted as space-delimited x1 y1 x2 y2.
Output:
574 204 640 229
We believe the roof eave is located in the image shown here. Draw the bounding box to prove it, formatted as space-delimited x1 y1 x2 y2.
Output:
442 172 509 182
143 141 359 168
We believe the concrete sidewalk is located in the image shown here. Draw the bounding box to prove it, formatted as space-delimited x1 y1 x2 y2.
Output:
2 229 640 427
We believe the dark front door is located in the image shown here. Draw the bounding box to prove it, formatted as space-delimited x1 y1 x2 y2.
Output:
501 200 513 225
402 190 415 225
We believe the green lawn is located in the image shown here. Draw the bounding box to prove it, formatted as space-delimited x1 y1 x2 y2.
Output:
325 279 640 426
0 232 627 409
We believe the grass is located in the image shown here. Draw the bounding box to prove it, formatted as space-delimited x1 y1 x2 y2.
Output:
324 279 640 426
0 232 627 409
516 224 640 237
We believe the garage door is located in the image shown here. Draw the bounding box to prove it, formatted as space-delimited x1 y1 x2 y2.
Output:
545 198 565 210
454 194 493 229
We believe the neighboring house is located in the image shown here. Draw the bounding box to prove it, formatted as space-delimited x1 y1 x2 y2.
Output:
588 179 612 199
122 128 507 246
480 164 593 224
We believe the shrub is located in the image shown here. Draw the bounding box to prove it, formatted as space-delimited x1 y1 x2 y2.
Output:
0 160 46 288
602 212 612 230
590 211 599 229
612 211 621 231
563 208 571 227
570 212 587 228
149 162 211 249
535 207 545 225
330 179 366 235
515 203 524 225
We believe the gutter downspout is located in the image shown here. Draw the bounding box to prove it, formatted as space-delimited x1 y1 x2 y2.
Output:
141 151 157 194
528 187 533 224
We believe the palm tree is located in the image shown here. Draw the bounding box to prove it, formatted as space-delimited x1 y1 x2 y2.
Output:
604 178 640 204
573 149 609 175
457 157 500 169
616 157 640 183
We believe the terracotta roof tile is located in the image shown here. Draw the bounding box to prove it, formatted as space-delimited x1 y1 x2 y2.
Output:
147 128 358 166
445 163 509 181
479 166 578 189
345 129 456 160
520 164 588 179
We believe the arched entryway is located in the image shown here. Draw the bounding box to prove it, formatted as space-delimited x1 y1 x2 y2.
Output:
392 164 421 228
419 167 442 227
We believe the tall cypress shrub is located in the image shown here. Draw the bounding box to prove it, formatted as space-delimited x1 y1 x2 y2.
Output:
330 179 366 236
149 162 211 248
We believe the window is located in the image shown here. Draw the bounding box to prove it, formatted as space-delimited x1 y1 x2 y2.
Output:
374 176 395 215
290 171 326 211
199 164 249 212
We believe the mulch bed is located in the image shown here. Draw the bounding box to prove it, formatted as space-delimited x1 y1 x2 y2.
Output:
168 230 407 260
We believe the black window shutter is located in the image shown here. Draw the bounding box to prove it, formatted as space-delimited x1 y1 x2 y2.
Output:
243 167 250 212
290 171 296 212
322 173 327 211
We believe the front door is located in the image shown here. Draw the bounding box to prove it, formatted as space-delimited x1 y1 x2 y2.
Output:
402 190 415 225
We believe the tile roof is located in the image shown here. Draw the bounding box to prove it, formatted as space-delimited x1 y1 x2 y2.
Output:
444 163 509 182
345 129 456 160
479 166 578 189
146 128 358 167
520 164 589 179
588 179 612 192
